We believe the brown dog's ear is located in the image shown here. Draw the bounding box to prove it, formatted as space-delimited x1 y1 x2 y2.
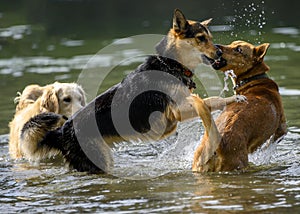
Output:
201 18 212 26
254 43 270 62
40 87 59 113
173 9 189 33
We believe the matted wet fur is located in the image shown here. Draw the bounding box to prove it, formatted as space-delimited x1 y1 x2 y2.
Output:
21 9 241 173
192 40 287 172
9 82 86 160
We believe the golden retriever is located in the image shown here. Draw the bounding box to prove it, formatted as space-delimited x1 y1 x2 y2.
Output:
9 82 86 160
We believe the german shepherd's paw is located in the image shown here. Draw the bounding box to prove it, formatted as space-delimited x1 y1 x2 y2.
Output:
234 95 247 103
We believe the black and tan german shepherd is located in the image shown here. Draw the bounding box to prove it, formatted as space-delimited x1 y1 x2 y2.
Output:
20 9 241 173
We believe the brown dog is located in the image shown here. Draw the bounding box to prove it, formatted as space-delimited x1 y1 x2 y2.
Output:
191 40 287 172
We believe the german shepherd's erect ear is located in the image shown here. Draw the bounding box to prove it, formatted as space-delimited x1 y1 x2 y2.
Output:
201 18 213 27
173 9 189 34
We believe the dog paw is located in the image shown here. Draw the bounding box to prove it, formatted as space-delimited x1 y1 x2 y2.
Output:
235 95 247 103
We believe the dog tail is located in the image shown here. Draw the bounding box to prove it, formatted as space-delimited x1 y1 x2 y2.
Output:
20 112 67 161
188 95 221 166
35 113 113 174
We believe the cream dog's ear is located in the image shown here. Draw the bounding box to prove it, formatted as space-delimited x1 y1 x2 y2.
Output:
78 85 87 106
40 87 59 113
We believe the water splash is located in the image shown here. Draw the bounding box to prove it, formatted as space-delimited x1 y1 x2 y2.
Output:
219 70 236 96
229 1 267 43
111 119 203 180
249 134 289 166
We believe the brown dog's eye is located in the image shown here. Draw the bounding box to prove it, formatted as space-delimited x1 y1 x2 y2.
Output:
63 97 71 103
196 35 206 42
235 47 243 53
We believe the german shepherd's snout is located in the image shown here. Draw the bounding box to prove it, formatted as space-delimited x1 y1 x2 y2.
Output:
214 45 223 57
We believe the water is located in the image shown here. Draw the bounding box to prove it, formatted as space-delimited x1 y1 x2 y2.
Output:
1 1 300 213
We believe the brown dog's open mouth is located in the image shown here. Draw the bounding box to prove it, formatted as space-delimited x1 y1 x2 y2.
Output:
201 55 227 70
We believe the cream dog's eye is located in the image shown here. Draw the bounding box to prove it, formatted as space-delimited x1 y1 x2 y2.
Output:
63 97 71 103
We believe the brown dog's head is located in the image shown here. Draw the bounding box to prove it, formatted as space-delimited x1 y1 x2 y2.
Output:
203 40 270 77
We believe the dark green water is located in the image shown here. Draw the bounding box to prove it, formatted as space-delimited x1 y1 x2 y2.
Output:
0 1 300 213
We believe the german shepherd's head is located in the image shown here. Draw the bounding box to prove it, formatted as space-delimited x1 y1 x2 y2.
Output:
156 9 222 70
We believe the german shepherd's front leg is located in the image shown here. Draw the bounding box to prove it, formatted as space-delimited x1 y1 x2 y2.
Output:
203 95 247 112
186 94 221 171
175 94 247 122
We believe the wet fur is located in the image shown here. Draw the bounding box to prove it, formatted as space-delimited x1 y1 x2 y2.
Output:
192 41 287 172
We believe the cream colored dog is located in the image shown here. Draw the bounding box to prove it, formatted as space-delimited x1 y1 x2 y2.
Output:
9 82 86 160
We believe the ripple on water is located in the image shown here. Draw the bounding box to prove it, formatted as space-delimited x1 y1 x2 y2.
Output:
279 87 300 96
270 42 300 52
272 27 299 36
0 25 31 40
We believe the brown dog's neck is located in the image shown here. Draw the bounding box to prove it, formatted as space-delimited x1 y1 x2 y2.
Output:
234 62 270 91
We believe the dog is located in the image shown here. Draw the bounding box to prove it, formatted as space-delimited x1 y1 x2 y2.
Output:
191 40 287 172
9 82 86 160
21 9 243 173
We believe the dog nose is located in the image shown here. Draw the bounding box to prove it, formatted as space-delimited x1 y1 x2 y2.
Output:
215 45 223 57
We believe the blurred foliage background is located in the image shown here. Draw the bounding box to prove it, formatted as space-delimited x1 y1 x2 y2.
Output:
1 0 298 37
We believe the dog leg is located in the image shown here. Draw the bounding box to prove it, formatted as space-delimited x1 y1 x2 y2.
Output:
187 94 221 171
203 95 247 111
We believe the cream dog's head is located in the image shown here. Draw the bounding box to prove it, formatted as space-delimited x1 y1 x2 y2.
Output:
45 82 86 117
16 82 86 117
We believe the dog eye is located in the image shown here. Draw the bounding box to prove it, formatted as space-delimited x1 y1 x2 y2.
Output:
235 47 243 53
196 35 206 42
63 97 71 103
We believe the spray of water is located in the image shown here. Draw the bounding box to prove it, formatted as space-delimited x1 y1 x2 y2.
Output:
219 69 236 96
249 135 286 165
229 1 267 43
